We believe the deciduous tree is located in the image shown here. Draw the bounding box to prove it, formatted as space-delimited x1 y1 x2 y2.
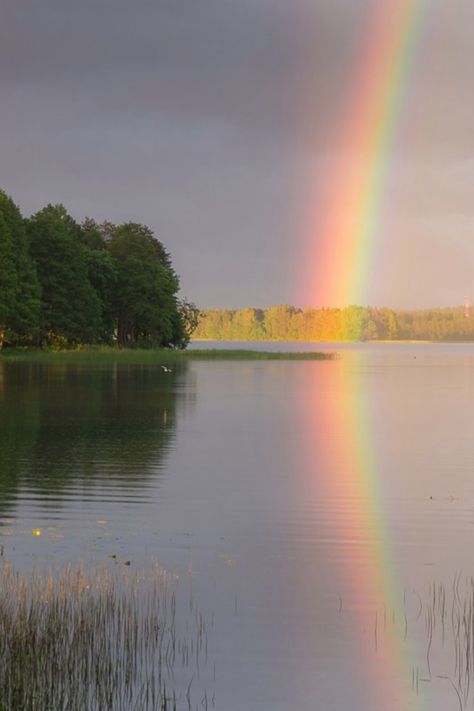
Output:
0 191 40 346
26 205 102 346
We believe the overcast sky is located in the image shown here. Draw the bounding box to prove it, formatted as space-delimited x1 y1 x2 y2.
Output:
1 0 473 308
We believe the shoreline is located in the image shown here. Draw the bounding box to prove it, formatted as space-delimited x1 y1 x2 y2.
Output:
0 347 336 363
190 338 451 345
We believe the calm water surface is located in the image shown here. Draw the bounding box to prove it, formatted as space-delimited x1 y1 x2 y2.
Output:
2 342 474 710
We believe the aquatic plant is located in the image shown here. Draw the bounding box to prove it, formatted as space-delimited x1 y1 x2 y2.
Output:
362 575 474 710
0 561 211 711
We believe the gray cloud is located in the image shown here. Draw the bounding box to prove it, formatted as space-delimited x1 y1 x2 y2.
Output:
1 0 473 308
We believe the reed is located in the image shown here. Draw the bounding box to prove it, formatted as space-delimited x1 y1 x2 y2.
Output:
365 576 474 710
0 561 211 711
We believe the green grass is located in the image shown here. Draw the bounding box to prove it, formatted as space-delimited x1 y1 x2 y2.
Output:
181 348 335 360
0 346 336 364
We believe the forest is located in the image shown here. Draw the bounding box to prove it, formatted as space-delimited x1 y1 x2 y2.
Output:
3 184 473 348
0 190 198 349
194 304 474 342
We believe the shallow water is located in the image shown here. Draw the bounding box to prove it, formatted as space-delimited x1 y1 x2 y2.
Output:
2 343 474 710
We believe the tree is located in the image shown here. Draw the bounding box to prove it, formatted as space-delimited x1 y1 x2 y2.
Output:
79 219 118 343
341 305 367 341
108 223 182 347
83 248 117 343
264 305 296 340
26 205 102 346
0 214 16 348
386 311 399 340
0 191 40 347
173 298 200 348
364 319 379 340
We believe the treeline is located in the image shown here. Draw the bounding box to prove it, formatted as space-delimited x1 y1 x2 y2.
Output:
0 190 198 349
194 304 474 342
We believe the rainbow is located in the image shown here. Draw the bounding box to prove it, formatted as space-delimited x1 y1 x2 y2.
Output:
299 3 432 706
300 359 423 709
305 0 429 308
336 364 418 710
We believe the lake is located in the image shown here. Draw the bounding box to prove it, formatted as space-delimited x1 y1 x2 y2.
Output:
2 342 474 710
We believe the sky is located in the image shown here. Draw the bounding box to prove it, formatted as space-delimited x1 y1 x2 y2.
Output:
1 0 473 309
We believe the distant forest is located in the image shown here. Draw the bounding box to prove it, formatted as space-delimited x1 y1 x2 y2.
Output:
0 190 198 349
194 305 474 342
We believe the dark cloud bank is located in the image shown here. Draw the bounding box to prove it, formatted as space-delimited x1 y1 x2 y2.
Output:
1 0 473 308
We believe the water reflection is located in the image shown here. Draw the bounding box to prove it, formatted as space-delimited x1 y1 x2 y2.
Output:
3 347 474 709
0 361 185 517
285 355 424 710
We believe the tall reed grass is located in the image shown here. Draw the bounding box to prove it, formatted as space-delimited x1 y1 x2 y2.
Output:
0 561 211 711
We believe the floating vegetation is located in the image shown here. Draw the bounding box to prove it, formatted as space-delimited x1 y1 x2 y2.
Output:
0 561 213 711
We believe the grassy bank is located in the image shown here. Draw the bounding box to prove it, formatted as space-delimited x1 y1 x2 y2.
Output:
0 346 336 364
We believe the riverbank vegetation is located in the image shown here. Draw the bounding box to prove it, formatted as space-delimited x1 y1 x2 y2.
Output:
0 347 335 364
0 189 198 351
194 304 474 342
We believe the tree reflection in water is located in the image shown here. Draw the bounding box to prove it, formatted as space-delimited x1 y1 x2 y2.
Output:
0 361 190 517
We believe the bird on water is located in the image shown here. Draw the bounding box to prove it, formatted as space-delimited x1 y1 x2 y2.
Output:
161 365 172 373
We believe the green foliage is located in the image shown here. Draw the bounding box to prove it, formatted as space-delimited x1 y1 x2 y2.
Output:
26 205 102 346
174 298 200 349
6 187 474 350
83 244 118 342
0 190 194 350
0 191 40 347
79 216 108 251
0 214 16 347
108 223 181 347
